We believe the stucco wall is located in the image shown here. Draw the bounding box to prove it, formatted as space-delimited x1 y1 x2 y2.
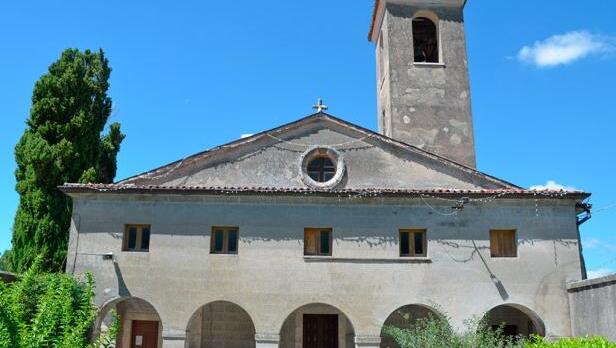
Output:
567 274 616 341
67 193 582 345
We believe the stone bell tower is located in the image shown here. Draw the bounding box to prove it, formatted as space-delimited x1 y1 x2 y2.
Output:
369 0 476 168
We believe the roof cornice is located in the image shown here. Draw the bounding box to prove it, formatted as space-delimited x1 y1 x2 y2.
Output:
59 183 590 201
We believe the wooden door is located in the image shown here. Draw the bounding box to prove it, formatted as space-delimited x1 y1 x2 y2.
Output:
303 314 338 348
131 320 159 348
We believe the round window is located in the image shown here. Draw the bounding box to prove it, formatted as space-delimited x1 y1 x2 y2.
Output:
300 147 345 189
307 156 336 182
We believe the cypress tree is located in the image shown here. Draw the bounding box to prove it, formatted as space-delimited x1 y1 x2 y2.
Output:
11 48 124 272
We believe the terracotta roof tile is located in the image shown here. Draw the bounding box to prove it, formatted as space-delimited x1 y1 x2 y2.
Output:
59 183 589 200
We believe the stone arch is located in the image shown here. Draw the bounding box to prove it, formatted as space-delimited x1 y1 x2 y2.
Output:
94 296 163 348
279 303 356 348
185 300 256 348
483 303 546 337
380 304 442 348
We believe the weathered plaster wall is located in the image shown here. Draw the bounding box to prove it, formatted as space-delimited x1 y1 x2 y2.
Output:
67 193 581 346
567 274 616 341
377 4 476 167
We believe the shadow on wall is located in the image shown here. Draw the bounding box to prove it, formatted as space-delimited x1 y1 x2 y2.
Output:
185 301 256 348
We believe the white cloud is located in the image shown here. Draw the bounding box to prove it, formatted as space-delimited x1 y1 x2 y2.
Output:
583 238 601 249
240 133 254 139
517 31 613 67
587 268 615 279
529 180 577 191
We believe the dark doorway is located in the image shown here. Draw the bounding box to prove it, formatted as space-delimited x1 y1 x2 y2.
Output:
493 324 519 337
131 320 159 348
303 314 338 348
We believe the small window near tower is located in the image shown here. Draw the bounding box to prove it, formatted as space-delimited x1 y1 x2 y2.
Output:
400 229 427 257
211 226 239 254
413 17 439 63
123 225 151 252
490 229 517 257
304 228 332 256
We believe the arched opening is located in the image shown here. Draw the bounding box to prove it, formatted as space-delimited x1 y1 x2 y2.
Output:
279 303 355 348
185 301 256 348
95 297 162 348
412 17 439 63
483 304 546 338
380 304 441 348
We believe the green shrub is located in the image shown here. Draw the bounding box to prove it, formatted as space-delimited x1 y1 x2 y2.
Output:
383 313 616 348
383 313 526 348
526 336 616 348
0 256 118 347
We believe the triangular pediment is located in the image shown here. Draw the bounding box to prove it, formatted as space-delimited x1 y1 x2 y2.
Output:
118 113 518 191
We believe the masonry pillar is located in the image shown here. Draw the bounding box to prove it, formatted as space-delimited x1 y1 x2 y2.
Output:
355 335 381 348
162 328 186 348
255 332 280 348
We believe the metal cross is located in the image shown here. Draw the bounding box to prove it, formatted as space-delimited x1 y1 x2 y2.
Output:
312 98 328 113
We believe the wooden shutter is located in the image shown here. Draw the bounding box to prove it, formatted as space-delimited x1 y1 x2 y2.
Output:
304 229 318 255
491 230 516 257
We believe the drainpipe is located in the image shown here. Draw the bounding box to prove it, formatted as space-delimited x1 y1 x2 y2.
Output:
575 202 592 280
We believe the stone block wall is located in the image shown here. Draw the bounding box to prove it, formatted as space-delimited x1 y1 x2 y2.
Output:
567 274 616 341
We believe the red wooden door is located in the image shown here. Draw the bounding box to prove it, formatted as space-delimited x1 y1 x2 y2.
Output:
131 320 159 348
303 314 338 348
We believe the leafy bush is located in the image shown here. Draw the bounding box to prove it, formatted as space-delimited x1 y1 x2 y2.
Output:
0 257 118 347
384 313 615 348
526 336 616 348
383 313 525 348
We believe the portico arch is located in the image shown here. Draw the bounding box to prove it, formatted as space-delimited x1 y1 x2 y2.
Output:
279 303 356 348
94 296 163 348
185 301 256 348
380 304 442 348
483 303 545 337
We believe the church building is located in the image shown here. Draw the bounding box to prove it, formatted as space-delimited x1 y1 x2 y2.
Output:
61 1 590 347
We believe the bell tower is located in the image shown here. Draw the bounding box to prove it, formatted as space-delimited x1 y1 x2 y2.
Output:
370 0 476 168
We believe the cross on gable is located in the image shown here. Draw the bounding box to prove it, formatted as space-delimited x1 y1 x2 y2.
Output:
312 98 328 113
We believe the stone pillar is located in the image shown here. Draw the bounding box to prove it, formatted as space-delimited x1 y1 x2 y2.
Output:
355 334 381 348
255 332 280 348
162 329 186 348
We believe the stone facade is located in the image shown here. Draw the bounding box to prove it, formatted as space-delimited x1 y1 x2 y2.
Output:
66 191 584 347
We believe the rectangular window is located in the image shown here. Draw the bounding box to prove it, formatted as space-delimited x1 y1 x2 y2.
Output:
400 229 427 257
123 225 151 252
304 228 332 256
210 227 239 254
490 229 517 257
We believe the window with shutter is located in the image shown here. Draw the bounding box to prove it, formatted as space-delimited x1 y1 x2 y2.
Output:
490 230 517 257
304 228 332 256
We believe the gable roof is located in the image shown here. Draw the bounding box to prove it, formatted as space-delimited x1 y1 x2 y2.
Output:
60 183 589 201
113 112 519 190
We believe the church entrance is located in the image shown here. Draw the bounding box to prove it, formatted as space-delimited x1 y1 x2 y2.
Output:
130 320 159 348
303 314 339 348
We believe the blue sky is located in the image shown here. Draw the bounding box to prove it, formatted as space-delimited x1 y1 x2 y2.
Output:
0 1 615 277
